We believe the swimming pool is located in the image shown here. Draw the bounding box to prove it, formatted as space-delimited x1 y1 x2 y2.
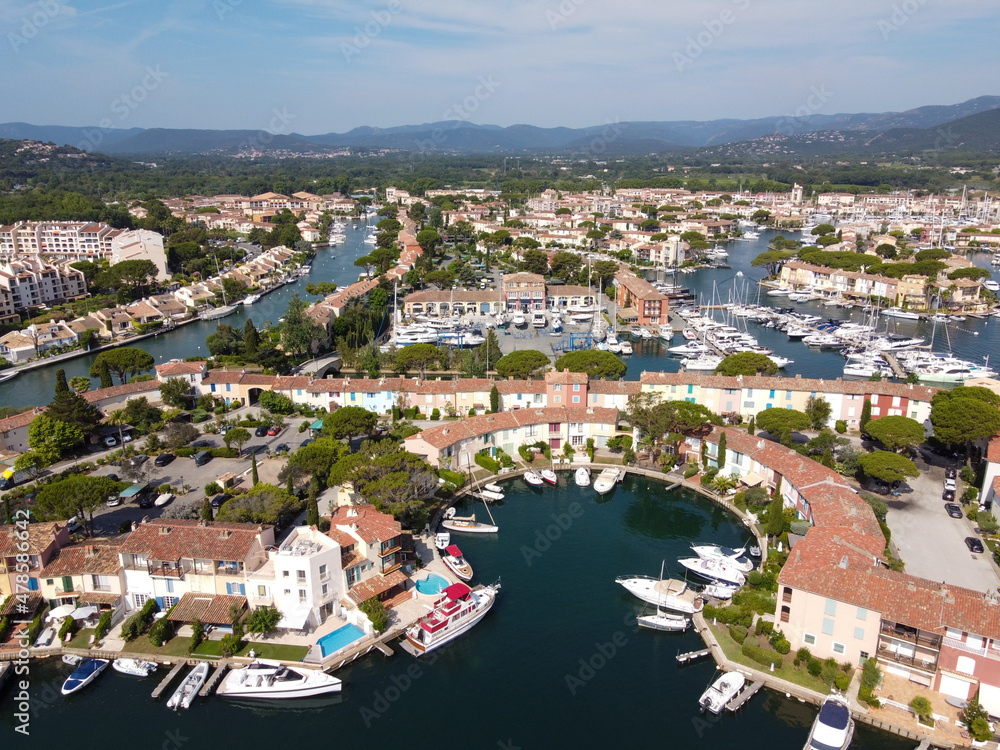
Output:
415 573 450 595
317 623 365 657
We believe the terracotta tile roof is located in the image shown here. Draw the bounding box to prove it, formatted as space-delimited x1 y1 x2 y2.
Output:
119 519 268 562
347 569 408 604
83 380 161 404
988 437 1000 464
77 592 123 606
0 521 66 557
166 593 247 624
0 407 44 433
588 380 641 395
341 549 366 568
495 379 547 394
155 361 206 376
404 289 502 303
0 591 43 617
41 543 122 577
331 505 402 544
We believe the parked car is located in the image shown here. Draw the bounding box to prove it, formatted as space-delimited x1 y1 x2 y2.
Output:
66 516 84 534
107 494 122 507
266 426 282 437
945 503 963 518
106 473 119 482
153 453 174 467
965 537 985 554
943 490 956 502
129 454 149 466
255 426 269 437
210 494 230 509
274 443 290 454
945 468 957 479
299 438 312 448
945 477 957 492
122 434 133 443
138 494 154 509
104 436 118 447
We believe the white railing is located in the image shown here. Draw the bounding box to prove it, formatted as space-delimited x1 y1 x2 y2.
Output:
943 636 999 659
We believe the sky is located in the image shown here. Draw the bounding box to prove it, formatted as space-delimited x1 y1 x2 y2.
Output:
1 0 998 134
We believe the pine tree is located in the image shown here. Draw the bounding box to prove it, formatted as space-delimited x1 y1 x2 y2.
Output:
489 384 499 413
55 368 69 394
747 416 755 436
201 498 214 521
718 431 727 469
251 452 259 486
821 447 834 468
286 472 294 496
307 495 319 527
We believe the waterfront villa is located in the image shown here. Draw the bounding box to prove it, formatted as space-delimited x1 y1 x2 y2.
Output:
36 540 128 621
329 505 410 608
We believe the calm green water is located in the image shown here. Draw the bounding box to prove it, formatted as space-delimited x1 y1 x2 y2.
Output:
1 477 912 748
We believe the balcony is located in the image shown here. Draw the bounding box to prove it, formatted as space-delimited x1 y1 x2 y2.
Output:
148 564 184 579
879 622 942 650
876 646 939 673
943 636 1000 660
379 544 401 558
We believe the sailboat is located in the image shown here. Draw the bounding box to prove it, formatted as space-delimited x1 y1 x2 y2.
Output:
201 255 238 321
440 500 499 534
636 562 692 632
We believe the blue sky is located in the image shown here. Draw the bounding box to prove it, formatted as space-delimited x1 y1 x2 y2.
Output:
2 0 998 133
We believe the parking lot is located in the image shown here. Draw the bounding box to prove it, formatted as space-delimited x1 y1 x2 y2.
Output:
85 410 316 535
887 448 1000 594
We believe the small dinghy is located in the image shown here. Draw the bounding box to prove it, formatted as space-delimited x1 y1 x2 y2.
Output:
540 469 557 485
524 471 544 487
574 467 590 487
166 662 209 710
113 658 158 677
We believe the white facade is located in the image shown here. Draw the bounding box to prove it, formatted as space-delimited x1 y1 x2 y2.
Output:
266 526 344 629
111 229 169 281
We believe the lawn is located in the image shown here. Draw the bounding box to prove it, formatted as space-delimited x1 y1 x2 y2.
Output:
709 623 834 695
121 634 200 659
194 639 307 661
66 628 96 649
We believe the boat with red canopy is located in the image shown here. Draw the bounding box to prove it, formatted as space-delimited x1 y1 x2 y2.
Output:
442 545 473 581
404 580 500 656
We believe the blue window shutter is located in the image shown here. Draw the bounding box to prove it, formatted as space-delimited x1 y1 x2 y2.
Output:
28 577 39 591
239 584 246 595
211 384 216 392
226 582 232 595
155 597 164 609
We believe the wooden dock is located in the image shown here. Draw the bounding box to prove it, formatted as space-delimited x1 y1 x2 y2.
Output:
676 648 712 664
881 352 907 378
727 678 765 712
200 660 230 697
151 662 187 699
374 641 394 656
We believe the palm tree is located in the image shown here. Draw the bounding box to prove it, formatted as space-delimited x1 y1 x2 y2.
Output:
107 408 129 445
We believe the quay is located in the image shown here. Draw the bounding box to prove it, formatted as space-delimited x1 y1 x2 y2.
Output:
200 659 230 697
676 648 712 664
151 661 188 699
881 352 907 379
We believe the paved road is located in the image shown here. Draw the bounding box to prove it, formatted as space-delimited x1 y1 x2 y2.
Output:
886 448 1000 594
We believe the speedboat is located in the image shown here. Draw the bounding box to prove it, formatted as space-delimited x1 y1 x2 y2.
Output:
678 557 746 586
540 469 557 485
476 489 505 502
61 658 109 696
524 470 544 488
404 581 500 657
881 308 920 320
574 467 591 487
166 662 210 710
803 694 854 749
619 340 633 355
113 658 158 677
594 467 622 495
34 626 56 648
217 660 342 699
699 671 746 715
615 574 705 614
243 293 262 305
484 483 504 494
691 544 754 573
512 313 527 328
442 545 473 581
434 531 451 550
154 493 174 508
703 583 739 599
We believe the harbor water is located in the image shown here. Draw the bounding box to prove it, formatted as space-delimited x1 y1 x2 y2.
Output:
1 476 913 748
3 228 1000 407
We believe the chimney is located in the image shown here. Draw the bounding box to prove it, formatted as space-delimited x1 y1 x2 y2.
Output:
84 545 96 557
158 526 170 535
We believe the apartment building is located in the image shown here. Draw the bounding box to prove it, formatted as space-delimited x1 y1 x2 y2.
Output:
0 221 120 260
111 229 168 281
0 258 88 310
614 270 667 325
502 272 546 311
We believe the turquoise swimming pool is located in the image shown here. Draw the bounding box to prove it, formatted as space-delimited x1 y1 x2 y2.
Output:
415 573 449 594
317 623 365 657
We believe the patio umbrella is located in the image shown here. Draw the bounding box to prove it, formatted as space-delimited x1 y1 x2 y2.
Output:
70 605 99 620
46 604 75 621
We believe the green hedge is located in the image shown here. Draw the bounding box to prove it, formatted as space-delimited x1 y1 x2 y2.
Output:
606 435 633 452
58 614 77 640
174 447 196 457
475 452 501 474
683 465 699 479
121 599 159 642
742 639 783 669
211 447 238 458
94 611 112 641
730 624 748 644
438 469 466 488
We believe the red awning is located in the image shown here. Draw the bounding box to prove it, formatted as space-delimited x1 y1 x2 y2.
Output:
443 582 471 600
445 545 463 556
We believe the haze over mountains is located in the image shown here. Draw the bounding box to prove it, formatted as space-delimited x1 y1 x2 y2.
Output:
2 96 999 159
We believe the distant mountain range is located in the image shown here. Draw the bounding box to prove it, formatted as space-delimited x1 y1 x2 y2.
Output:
2 96 999 157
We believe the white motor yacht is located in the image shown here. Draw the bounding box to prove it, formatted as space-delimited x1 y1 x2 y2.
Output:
678 557 746 586
217 660 342 699
691 544 753 572
512 313 527 328
699 671 746 715
803 694 855 750
593 467 623 495
404 581 500 656
616 574 705 614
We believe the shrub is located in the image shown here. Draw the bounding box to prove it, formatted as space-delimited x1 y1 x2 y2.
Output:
496 448 515 468
834 672 851 691
606 435 633 452
58 615 77 641
730 624 748 644
359 596 389 633
807 657 823 677
0 616 10 641
219 632 245 657
742 639 783 669
474 452 501 474
189 618 204 652
977 511 999 534
25 609 46 645
317 517 331 532
773 636 791 654
756 621 774 637
821 658 839 686
789 519 811 536
438 469 466 488
858 684 881 707
191 409 211 423
430 408 440 421
794 647 812 666
684 465 699 479
94 611 112 641
120 599 158 642
910 696 934 725
211 447 239 458
701 466 719 484
468 407 476 417
835 420 847 434
174 447 196 457
518 445 534 462
205 482 223 495
861 657 882 690
147 614 172 647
